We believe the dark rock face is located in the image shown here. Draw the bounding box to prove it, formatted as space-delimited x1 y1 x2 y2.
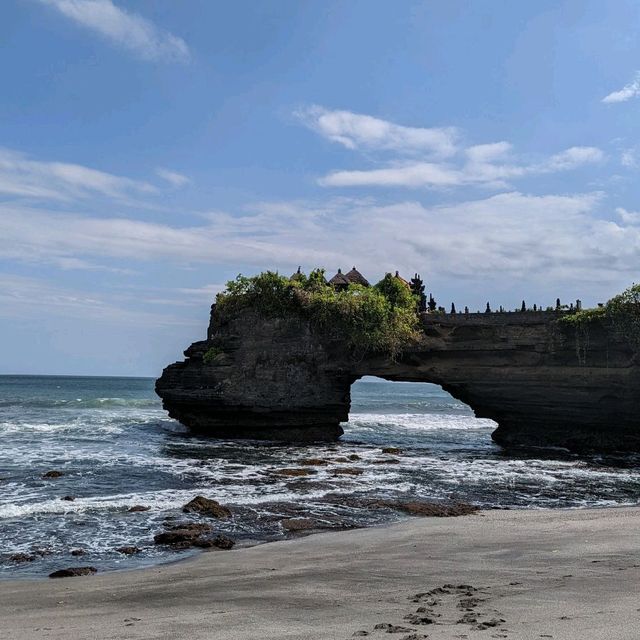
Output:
156 306 640 453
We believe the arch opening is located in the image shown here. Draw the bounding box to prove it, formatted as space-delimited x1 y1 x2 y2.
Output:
343 376 498 447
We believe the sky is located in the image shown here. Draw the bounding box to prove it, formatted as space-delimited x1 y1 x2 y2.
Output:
2 0 640 375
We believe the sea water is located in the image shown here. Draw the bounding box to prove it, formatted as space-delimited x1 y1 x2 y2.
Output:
1 374 639 578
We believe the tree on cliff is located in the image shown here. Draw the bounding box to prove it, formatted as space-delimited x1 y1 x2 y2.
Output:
216 269 420 358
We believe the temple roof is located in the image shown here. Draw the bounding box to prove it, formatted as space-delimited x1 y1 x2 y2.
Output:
328 268 350 287
393 270 411 287
344 266 370 287
290 266 304 281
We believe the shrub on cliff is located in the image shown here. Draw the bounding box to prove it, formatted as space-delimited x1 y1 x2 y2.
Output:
216 270 420 357
560 283 640 347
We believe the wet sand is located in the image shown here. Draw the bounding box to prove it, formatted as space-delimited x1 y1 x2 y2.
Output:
2 507 639 639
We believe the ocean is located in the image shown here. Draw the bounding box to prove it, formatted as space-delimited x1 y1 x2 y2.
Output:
1 374 639 578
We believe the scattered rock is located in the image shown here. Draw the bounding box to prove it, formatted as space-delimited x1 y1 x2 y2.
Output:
281 518 318 532
42 470 64 479
352 632 369 637
127 505 150 513
474 618 505 630
61 495 75 501
333 457 351 463
374 623 415 633
194 535 235 550
298 458 329 466
272 468 316 477
154 522 214 548
404 613 436 625
381 447 403 455
70 549 86 556
332 467 364 476
116 546 141 555
348 454 361 461
165 522 213 534
49 567 97 578
372 458 401 464
182 496 231 519
9 553 35 563
374 500 479 517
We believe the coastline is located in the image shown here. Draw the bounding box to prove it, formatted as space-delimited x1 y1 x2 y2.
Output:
2 506 639 639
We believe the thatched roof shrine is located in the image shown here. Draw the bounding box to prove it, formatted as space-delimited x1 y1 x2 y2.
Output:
344 266 370 287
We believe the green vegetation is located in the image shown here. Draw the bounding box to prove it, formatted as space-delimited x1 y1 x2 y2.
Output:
560 283 640 349
216 269 420 358
202 346 223 364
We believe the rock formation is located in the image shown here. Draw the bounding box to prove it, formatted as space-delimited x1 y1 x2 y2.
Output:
156 304 640 453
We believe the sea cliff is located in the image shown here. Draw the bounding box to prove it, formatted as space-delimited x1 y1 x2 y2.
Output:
156 302 640 452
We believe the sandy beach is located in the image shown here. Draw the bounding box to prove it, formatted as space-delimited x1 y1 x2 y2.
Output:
2 507 639 640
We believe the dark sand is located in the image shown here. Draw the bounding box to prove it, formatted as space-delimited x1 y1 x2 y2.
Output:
2 507 639 639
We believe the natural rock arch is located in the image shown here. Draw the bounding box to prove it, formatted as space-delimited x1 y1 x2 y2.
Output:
156 305 640 453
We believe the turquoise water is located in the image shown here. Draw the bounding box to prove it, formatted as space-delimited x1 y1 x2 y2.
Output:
1 374 639 578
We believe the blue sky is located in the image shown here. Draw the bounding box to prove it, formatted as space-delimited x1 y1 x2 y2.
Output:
2 0 640 375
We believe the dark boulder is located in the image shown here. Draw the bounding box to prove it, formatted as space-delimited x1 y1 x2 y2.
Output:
194 535 235 550
182 496 231 518
43 470 64 479
116 546 141 555
49 567 97 578
376 500 479 517
9 553 35 563
127 505 150 512
281 518 318 532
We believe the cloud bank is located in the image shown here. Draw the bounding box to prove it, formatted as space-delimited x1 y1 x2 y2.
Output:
39 0 190 62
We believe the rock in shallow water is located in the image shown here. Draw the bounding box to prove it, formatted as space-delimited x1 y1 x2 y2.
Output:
9 553 35 563
182 496 232 518
49 567 97 578
42 470 64 479
116 546 141 555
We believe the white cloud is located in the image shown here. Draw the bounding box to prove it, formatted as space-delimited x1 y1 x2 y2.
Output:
0 274 193 326
0 147 156 202
542 146 605 171
621 149 637 168
319 145 603 189
156 168 191 187
296 106 459 157
39 0 190 62
300 106 604 190
3 191 640 299
602 73 640 104
616 207 640 224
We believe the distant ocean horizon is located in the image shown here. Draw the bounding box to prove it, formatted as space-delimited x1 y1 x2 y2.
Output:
1 374 639 578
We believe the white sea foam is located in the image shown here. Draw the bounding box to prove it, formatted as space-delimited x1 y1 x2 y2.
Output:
346 412 496 431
